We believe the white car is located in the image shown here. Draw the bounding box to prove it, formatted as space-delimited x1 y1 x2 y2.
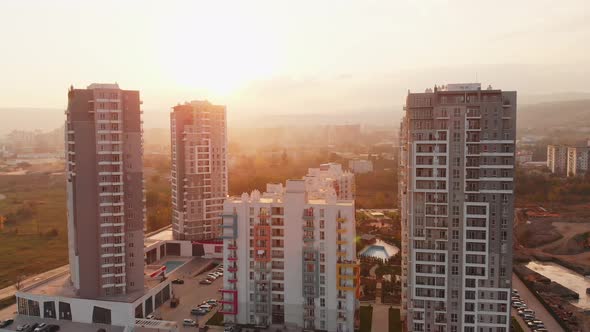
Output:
199 303 212 311
183 318 197 326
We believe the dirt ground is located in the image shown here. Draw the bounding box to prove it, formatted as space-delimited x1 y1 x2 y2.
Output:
515 204 590 273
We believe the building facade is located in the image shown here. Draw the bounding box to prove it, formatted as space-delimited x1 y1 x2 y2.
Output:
170 101 227 240
400 83 516 332
65 83 145 299
219 179 359 332
547 145 568 176
348 159 374 174
304 162 355 200
566 146 590 177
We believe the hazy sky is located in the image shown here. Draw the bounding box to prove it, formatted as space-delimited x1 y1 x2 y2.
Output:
1 0 589 116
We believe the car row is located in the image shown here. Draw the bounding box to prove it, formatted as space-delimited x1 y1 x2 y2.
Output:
512 289 547 332
0 318 14 328
15 322 60 332
199 266 224 285
191 299 219 315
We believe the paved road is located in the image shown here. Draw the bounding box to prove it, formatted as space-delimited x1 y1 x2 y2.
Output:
512 273 564 332
0 265 70 300
371 304 389 332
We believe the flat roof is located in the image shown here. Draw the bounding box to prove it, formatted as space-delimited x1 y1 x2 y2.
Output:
19 258 190 303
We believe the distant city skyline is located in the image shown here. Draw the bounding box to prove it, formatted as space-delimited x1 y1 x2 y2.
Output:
0 0 589 114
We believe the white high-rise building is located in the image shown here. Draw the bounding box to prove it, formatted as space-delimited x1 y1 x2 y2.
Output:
219 177 359 331
170 100 227 240
400 84 516 332
304 162 355 200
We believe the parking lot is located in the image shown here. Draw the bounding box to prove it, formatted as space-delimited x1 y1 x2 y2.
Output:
511 273 563 332
155 258 224 331
0 257 225 331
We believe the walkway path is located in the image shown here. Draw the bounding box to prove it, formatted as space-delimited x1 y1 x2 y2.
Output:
371 304 389 332
512 273 564 332
0 265 69 300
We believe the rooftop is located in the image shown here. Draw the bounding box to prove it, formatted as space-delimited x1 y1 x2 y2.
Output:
18 257 188 303
86 83 120 90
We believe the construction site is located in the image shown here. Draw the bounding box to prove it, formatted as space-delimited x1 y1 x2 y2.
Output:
514 203 590 331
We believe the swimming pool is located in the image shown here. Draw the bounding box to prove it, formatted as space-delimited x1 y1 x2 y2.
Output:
358 239 399 260
163 260 185 274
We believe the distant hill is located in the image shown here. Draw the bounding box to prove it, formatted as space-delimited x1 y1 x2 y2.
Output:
518 99 590 130
0 108 63 135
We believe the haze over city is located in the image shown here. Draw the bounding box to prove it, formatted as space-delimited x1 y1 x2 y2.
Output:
1 0 590 133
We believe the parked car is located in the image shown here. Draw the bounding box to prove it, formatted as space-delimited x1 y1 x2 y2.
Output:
206 299 218 306
43 325 60 332
146 314 156 320
172 278 185 284
191 308 207 315
25 323 39 332
198 304 212 312
522 314 535 322
17 324 30 331
224 325 241 332
0 319 14 328
183 319 198 327
200 279 212 285
34 323 47 332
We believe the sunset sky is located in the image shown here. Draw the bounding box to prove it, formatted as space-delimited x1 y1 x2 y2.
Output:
1 0 589 116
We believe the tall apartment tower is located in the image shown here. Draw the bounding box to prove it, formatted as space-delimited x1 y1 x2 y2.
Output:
547 144 568 175
220 179 359 332
171 100 227 240
400 84 516 332
65 83 145 299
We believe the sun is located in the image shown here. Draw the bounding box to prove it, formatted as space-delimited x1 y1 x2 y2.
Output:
156 3 280 97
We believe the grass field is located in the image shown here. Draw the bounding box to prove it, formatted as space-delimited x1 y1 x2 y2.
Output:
389 307 401 332
358 305 373 332
0 173 68 289
206 312 224 326
512 317 525 332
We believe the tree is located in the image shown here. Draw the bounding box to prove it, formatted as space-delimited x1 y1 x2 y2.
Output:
15 274 25 290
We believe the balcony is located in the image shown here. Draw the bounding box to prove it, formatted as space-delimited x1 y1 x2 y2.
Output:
337 228 347 234
337 217 347 223
336 240 348 245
